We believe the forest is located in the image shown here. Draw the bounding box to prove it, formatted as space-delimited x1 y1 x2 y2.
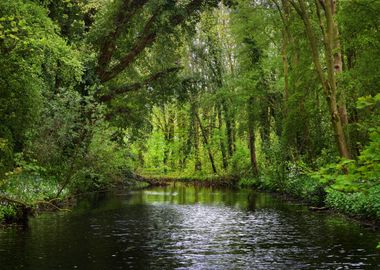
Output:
0 0 379 227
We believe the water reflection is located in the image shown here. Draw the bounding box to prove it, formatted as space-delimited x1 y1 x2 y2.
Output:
0 183 379 269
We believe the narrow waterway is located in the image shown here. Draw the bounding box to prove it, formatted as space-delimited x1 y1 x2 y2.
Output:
0 183 379 269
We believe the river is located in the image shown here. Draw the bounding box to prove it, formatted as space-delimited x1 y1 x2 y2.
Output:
0 183 379 269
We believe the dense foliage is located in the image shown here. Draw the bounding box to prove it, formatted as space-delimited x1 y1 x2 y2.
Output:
0 0 379 223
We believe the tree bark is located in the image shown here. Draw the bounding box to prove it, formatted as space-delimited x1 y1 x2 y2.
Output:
323 0 351 158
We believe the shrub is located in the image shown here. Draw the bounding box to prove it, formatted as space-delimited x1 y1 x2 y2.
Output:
325 185 380 220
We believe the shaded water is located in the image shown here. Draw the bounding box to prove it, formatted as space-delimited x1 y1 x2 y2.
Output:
0 183 379 269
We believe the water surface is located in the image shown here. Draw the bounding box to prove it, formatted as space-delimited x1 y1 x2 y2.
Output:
0 183 379 269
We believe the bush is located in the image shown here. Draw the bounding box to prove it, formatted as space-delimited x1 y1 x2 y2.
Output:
325 185 380 220
68 124 132 194
229 141 251 177
238 177 259 188
0 163 60 224
284 175 326 206
0 205 17 223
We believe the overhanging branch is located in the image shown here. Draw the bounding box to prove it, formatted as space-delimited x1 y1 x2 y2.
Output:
96 0 149 78
99 0 205 83
98 66 182 102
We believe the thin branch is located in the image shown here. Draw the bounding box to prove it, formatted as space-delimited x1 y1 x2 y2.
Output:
289 0 303 17
34 200 71 212
271 0 286 26
0 195 28 207
0 196 70 212
315 0 327 39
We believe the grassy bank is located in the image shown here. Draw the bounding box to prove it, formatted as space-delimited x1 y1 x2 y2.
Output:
239 175 380 224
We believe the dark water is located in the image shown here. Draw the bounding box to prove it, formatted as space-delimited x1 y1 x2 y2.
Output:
0 184 379 269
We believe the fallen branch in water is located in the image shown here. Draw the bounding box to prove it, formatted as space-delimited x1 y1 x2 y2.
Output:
0 195 29 207
309 206 328 211
34 200 71 212
0 195 71 212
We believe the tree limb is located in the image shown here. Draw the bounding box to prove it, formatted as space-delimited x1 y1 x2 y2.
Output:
96 0 149 78
99 13 159 82
99 0 205 83
0 195 28 207
98 66 182 102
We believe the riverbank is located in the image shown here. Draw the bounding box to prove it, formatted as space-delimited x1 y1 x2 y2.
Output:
0 174 136 226
242 176 380 229
132 173 239 188
2 172 379 230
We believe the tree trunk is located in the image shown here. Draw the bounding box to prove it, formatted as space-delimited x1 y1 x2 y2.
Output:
195 112 217 174
138 142 145 168
248 126 259 176
281 31 289 109
217 106 228 169
191 103 202 171
223 102 235 158
247 102 259 176
290 0 351 159
323 0 351 159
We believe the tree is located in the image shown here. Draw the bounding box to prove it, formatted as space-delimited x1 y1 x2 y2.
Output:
288 0 351 159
